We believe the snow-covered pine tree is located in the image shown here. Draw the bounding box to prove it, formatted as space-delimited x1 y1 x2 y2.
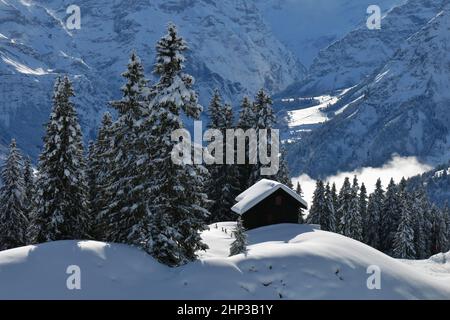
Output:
86 141 96 199
411 187 429 259
238 96 255 130
341 176 363 241
393 188 416 259
324 182 337 232
147 23 209 266
444 204 450 252
86 141 98 237
253 89 275 130
23 156 35 221
336 177 352 233
274 146 293 188
237 96 256 190
359 182 368 237
88 112 113 240
296 182 306 223
430 206 448 254
422 204 435 258
365 179 384 249
207 91 240 223
0 139 28 250
222 102 241 205
307 180 326 227
30 76 89 243
207 89 223 128
331 183 339 217
437 210 449 253
381 178 401 254
103 52 150 248
248 89 275 186
205 90 223 223
229 217 248 256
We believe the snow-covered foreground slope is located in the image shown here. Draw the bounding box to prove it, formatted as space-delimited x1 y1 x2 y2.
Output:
402 252 450 281
0 223 449 300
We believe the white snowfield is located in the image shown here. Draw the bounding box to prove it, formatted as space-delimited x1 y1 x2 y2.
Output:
0 223 449 300
287 87 354 130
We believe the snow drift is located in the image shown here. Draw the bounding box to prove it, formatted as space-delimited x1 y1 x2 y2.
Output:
0 223 449 299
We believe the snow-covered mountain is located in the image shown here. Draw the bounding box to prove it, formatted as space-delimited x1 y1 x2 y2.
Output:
281 0 446 96
289 6 450 178
407 162 450 208
258 0 402 66
0 0 305 159
1 223 449 299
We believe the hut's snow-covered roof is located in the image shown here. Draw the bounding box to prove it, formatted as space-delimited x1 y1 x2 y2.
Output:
231 179 308 215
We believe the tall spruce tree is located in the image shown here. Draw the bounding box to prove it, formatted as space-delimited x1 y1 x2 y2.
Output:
341 176 363 241
88 112 113 240
23 156 35 221
430 206 448 254
103 52 149 248
229 217 248 256
411 187 428 258
393 188 416 259
274 146 293 188
381 178 401 254
296 182 306 223
324 182 337 232
30 76 89 243
0 139 28 250
307 180 326 227
365 179 384 249
237 96 256 190
359 182 368 238
444 204 450 251
86 141 99 238
422 205 435 258
331 183 339 218
337 177 352 233
207 91 240 222
248 89 275 186
147 24 209 266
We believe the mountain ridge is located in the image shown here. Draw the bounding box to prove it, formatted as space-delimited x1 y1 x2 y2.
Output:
288 6 450 178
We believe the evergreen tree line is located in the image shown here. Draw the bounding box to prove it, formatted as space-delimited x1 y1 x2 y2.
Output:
0 24 291 266
205 89 291 223
307 176 450 259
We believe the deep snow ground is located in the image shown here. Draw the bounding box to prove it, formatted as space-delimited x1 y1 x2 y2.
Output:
0 223 449 300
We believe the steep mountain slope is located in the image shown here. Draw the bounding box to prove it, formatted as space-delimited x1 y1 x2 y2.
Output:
0 0 304 159
406 162 450 208
259 0 402 66
1 223 449 299
281 0 446 96
289 8 450 178
0 0 110 157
